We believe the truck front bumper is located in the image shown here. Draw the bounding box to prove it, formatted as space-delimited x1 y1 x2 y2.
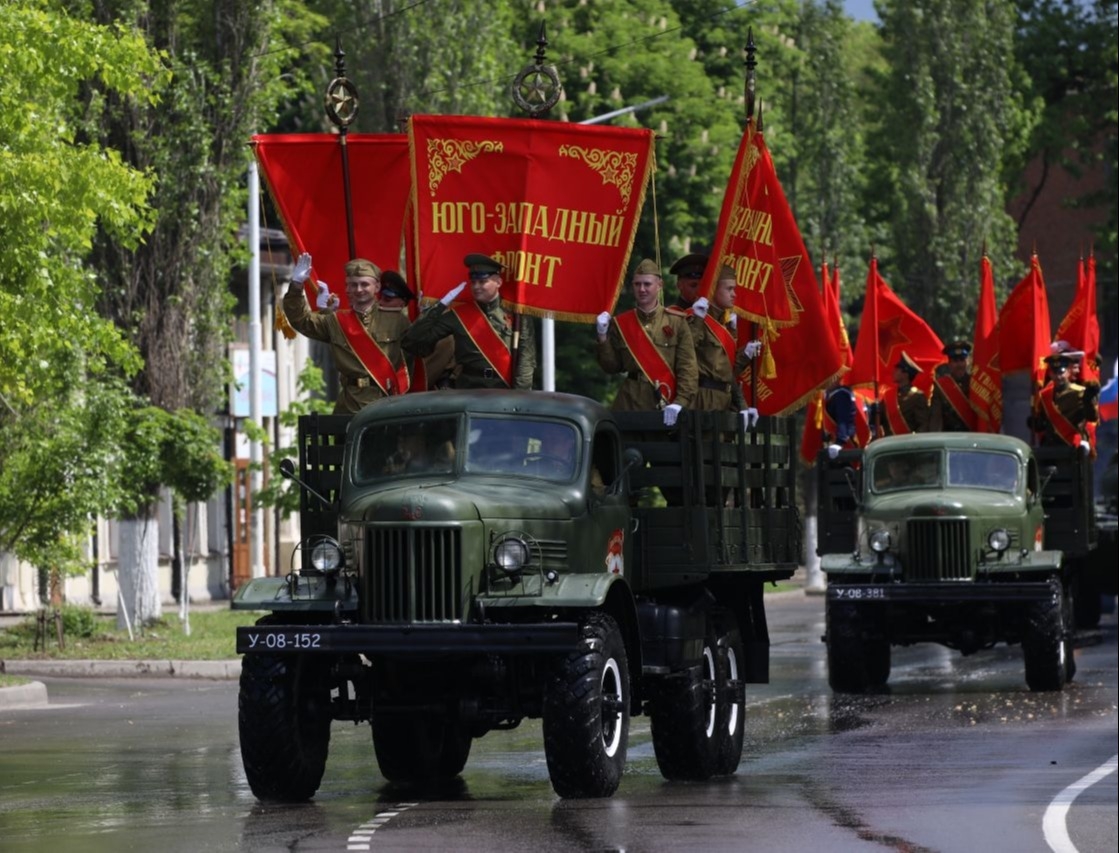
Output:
826 581 1059 605
237 622 580 655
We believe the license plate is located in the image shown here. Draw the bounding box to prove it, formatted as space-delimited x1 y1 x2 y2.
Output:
238 628 325 652
830 586 889 601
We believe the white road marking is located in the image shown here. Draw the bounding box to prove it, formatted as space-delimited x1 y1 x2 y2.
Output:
346 803 418 850
1043 753 1118 853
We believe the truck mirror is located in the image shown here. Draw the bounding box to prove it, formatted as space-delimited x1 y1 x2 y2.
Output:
843 466 862 509
279 458 296 480
604 447 644 497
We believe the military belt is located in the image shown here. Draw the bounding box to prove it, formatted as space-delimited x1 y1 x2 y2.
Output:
342 375 375 388
699 377 730 393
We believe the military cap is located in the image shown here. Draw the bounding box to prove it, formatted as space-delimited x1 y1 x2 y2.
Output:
1044 353 1073 370
896 351 921 377
669 252 709 278
464 253 503 275
379 270 414 301
942 340 972 360
633 258 662 278
345 258 381 279
1049 340 1084 359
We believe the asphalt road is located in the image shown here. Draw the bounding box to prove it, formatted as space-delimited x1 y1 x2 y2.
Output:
1 592 1115 852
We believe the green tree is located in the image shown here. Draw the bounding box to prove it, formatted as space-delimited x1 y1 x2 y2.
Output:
870 0 1033 339
0 1 165 591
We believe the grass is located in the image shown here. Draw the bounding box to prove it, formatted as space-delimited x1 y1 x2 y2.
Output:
0 673 30 687
0 607 259 661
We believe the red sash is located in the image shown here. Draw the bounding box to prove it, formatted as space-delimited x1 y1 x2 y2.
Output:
452 302 513 386
935 372 977 430
696 313 737 365
881 386 913 436
335 309 404 395
1038 385 1084 447
615 311 677 404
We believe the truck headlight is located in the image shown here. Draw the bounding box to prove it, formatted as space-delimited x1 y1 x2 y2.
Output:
987 528 1011 553
494 537 530 573
869 529 892 553
310 537 344 573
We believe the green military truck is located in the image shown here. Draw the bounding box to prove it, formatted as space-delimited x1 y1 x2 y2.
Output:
234 390 799 800
817 433 1089 693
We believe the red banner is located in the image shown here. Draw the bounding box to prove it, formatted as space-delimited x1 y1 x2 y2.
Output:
849 258 944 395
824 261 854 369
251 133 411 310
998 254 1051 382
730 127 844 415
969 255 1002 432
1055 254 1101 383
702 124 794 326
407 114 655 321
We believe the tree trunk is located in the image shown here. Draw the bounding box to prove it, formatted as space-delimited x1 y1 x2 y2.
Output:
117 516 161 630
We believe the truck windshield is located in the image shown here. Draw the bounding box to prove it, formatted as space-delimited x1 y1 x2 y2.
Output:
353 416 460 482
946 450 1019 492
465 416 579 482
871 451 941 492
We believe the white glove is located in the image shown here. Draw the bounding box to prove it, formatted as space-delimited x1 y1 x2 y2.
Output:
691 297 709 319
596 311 610 337
291 252 312 284
314 280 338 312
441 281 467 306
727 313 737 332
827 443 842 460
1080 441 1091 455
663 403 682 426
740 407 759 429
742 340 763 360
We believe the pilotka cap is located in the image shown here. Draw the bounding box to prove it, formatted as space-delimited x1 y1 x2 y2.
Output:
345 258 381 279
633 258 662 278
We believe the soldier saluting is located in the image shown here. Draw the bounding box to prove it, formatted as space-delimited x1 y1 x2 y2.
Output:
929 340 977 432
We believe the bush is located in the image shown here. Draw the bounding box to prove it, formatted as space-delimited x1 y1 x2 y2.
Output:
60 604 101 638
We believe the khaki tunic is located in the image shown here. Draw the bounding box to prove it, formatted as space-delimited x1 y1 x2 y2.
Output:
283 283 409 414
402 299 536 390
1033 381 1089 446
880 385 929 436
687 311 746 412
928 370 972 431
597 305 698 411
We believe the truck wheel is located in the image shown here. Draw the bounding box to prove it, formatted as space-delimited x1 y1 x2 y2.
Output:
1073 568 1102 630
649 622 719 781
543 612 629 798
371 713 472 783
712 615 746 776
864 637 891 687
826 601 870 693
1023 583 1072 692
238 653 332 801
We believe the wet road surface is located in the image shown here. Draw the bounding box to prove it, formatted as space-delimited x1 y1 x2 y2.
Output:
1 592 1114 852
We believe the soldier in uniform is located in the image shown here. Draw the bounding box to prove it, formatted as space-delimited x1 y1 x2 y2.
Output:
1031 353 1097 454
929 340 977 431
870 352 929 436
595 258 698 424
402 253 536 390
668 252 708 311
283 253 410 414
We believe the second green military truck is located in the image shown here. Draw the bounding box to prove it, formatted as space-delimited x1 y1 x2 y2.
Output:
818 433 1093 693
234 390 799 799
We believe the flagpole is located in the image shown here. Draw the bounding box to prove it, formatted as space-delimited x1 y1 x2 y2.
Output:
744 30 760 409
325 38 359 259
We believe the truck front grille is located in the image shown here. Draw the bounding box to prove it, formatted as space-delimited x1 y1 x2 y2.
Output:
366 527 463 623
906 519 972 581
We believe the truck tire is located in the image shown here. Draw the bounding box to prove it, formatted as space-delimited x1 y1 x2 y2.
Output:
371 713 472 783
1023 583 1074 692
1073 566 1102 630
712 615 746 776
238 652 332 802
864 636 891 687
826 600 872 693
649 622 719 781
543 612 629 798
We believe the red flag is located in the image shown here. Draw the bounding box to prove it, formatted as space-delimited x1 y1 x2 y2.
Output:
703 123 794 326
848 258 944 395
998 253 1051 383
251 134 412 310
1055 253 1101 383
407 114 654 321
968 255 1002 433
732 126 844 415
828 260 854 369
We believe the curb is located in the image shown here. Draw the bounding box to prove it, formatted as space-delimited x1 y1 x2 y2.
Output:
0 659 241 680
0 680 49 711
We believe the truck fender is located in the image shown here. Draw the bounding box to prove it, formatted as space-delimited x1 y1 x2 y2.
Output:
230 575 359 612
